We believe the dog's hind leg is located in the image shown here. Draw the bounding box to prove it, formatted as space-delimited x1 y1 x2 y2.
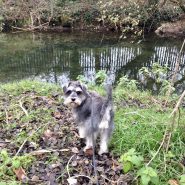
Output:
99 127 113 155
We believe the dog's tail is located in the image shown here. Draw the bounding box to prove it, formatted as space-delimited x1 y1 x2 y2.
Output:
105 84 113 103
99 84 114 129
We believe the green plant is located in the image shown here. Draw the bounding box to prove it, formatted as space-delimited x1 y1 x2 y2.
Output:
139 63 173 94
0 150 34 179
76 74 88 84
119 148 144 173
137 166 159 185
180 175 185 185
95 70 107 85
117 75 138 90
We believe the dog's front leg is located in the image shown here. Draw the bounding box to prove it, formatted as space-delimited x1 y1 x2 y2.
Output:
83 133 97 151
78 126 86 138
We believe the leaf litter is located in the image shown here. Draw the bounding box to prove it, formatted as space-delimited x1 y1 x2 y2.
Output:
0 90 133 184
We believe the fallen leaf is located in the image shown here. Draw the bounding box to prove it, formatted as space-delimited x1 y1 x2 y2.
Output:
71 147 79 154
31 175 40 182
53 111 62 119
168 179 179 185
71 161 78 167
0 143 6 147
67 177 78 185
43 129 53 139
13 167 29 183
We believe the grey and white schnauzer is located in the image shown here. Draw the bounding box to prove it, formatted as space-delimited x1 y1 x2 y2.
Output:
63 81 114 155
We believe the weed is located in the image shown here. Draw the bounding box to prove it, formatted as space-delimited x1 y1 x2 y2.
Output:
0 150 34 181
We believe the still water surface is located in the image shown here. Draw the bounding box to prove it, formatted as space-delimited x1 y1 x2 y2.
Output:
0 32 185 91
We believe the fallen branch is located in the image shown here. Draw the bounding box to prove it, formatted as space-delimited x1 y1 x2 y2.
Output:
12 22 49 32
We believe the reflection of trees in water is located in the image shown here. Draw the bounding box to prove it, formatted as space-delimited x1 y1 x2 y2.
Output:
0 45 185 88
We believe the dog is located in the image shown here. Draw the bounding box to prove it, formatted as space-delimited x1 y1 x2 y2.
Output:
63 81 114 155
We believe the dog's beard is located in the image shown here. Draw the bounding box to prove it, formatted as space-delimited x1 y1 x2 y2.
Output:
64 97 82 108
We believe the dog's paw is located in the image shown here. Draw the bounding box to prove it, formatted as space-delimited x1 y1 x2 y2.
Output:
98 149 108 155
83 146 92 152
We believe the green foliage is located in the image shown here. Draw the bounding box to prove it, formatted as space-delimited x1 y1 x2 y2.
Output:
137 166 159 185
139 63 175 95
0 0 183 34
77 70 107 87
119 148 143 173
119 149 159 184
180 175 185 185
95 70 107 85
117 75 138 90
0 150 34 179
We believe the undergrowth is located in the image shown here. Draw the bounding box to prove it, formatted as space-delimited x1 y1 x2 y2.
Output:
0 73 185 184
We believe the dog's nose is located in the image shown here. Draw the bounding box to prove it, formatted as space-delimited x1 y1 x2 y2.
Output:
71 98 75 102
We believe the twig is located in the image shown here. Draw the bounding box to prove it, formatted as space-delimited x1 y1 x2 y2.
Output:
164 90 185 151
70 175 92 181
5 108 9 124
67 154 75 178
100 175 117 184
15 139 28 156
170 90 185 117
146 129 168 166
14 122 49 156
65 149 93 183
19 99 29 117
124 111 145 118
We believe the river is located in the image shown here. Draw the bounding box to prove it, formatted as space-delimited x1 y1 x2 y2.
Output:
0 32 184 92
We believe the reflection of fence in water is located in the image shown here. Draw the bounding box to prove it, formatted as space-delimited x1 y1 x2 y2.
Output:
79 47 142 82
0 45 185 83
151 47 185 76
79 46 185 83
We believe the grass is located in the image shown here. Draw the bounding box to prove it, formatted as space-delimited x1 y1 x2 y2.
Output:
110 83 185 184
0 79 185 184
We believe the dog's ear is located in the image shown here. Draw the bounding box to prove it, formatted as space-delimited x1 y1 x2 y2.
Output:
63 86 67 93
68 81 72 87
80 84 87 92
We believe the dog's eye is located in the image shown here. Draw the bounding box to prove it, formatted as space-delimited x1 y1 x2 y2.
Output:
76 91 82 95
66 90 72 95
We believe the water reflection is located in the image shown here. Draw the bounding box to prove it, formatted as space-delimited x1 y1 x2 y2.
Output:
0 33 184 91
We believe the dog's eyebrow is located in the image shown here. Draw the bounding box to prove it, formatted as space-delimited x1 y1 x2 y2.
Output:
67 86 74 91
75 87 82 92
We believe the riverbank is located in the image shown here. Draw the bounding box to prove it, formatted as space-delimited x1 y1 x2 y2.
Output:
0 0 185 37
0 79 185 184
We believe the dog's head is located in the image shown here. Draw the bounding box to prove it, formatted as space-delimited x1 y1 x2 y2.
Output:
63 81 88 108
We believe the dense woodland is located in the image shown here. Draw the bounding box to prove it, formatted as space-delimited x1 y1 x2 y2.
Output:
0 0 185 36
